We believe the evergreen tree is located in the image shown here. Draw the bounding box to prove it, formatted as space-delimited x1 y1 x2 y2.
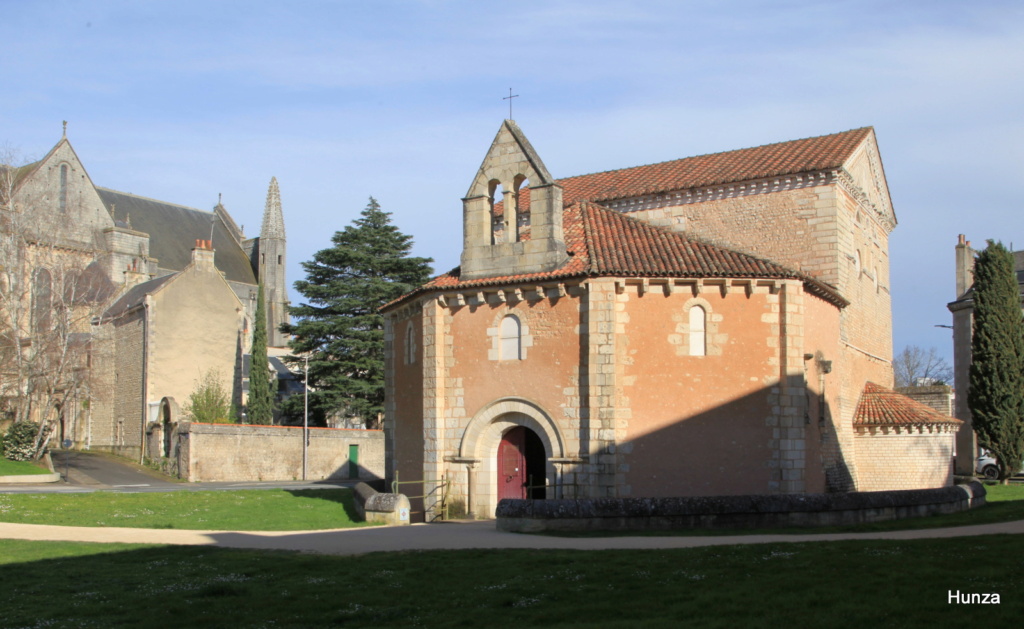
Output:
283 197 432 427
968 240 1024 482
247 283 275 425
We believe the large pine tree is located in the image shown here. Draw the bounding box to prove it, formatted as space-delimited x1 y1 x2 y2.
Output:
968 240 1024 482
247 283 275 425
283 198 432 427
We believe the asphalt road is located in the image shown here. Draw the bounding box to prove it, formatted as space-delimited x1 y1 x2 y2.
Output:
2 451 358 494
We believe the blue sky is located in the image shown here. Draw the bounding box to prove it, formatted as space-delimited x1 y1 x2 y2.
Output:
3 0 1023 364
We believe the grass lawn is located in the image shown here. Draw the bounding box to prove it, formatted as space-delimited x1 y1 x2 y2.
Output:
0 458 51 476
0 534 1021 627
0 488 377 531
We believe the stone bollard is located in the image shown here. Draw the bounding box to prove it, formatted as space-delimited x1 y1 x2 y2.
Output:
353 481 412 526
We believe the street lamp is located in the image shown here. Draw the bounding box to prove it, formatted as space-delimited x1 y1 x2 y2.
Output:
303 351 309 482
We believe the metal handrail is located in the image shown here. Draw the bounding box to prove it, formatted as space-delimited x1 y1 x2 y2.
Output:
392 470 451 521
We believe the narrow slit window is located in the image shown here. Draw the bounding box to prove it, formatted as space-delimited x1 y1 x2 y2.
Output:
405 324 416 364
689 306 706 356
59 165 68 213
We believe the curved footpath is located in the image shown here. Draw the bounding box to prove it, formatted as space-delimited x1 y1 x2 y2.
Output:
3 518 1024 555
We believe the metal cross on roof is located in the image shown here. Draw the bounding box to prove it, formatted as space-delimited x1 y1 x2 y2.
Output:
503 88 519 120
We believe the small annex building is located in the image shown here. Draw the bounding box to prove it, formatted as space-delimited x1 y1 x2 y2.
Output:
383 121 961 519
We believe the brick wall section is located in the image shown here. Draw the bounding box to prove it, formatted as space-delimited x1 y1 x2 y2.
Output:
854 428 956 491
897 386 954 417
166 423 384 482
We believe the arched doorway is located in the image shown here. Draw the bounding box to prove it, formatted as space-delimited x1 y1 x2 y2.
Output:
458 398 566 516
498 426 546 500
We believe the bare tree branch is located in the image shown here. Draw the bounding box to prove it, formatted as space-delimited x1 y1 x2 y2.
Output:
893 345 953 388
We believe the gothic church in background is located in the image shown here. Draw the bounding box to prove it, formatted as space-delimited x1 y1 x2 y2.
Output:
1 130 289 459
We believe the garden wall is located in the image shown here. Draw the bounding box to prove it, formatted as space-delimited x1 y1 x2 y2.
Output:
148 422 384 482
496 481 986 532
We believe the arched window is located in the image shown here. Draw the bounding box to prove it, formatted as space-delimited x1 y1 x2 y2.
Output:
59 164 68 213
32 268 52 332
689 306 706 356
500 315 522 361
489 179 504 245
513 175 530 242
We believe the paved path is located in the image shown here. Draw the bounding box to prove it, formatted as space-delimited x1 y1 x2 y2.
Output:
4 518 1024 556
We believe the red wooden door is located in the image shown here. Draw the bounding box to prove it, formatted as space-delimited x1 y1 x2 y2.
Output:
498 427 527 500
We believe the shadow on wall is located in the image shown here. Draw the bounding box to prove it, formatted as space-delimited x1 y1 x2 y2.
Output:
548 384 855 499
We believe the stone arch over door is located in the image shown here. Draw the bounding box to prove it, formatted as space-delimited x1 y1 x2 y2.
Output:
458 397 565 517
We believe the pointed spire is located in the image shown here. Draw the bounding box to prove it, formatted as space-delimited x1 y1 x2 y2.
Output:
260 177 285 240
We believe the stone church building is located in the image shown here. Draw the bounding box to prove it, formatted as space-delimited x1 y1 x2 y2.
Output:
1 131 289 460
384 121 961 519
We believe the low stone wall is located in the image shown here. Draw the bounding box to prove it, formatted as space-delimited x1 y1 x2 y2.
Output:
496 482 986 533
151 422 385 482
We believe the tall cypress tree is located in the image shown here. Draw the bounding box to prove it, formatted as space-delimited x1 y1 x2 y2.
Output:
248 282 275 425
283 197 432 427
968 240 1024 482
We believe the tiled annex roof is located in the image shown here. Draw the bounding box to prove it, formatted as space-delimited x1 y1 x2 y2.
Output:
386 201 847 310
853 382 962 427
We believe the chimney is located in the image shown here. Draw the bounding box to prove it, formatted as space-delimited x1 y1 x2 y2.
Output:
123 258 148 288
955 234 975 299
191 238 216 270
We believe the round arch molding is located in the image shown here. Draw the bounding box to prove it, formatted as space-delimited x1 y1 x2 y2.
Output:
458 397 566 462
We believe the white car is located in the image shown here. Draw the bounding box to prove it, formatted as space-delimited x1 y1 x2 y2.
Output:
975 451 1023 480
976 453 999 480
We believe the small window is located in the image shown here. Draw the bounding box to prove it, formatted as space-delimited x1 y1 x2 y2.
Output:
500 315 521 361
277 255 282 265
689 306 706 357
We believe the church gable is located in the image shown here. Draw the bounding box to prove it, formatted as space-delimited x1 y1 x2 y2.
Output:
460 120 567 281
836 130 896 232
9 137 113 247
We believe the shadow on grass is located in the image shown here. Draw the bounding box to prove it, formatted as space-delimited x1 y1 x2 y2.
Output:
285 488 363 523
2 536 1023 627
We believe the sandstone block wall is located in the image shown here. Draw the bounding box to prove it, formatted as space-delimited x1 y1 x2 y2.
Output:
170 423 384 482
854 429 956 491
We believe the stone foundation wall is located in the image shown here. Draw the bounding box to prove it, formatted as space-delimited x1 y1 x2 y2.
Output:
496 481 985 532
152 422 385 482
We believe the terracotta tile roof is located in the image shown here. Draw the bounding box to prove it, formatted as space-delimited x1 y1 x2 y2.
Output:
493 127 873 217
559 127 873 204
385 201 846 310
853 382 962 427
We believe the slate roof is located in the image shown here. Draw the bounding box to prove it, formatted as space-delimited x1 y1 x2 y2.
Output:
96 188 257 285
853 382 962 427
386 201 846 310
102 273 177 320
